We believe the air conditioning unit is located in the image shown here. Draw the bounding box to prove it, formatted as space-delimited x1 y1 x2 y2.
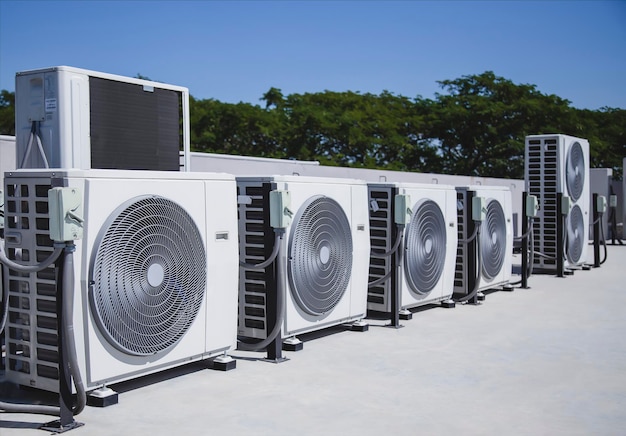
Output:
236 176 370 344
454 186 513 298
367 182 458 314
3 169 238 393
525 134 590 269
15 66 190 171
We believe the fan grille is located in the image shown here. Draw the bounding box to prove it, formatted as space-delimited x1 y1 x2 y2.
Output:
90 196 206 356
567 204 585 263
288 196 353 316
566 141 585 201
404 199 447 295
480 199 506 281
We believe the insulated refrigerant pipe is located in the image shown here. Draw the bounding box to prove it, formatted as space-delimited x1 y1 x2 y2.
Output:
237 230 287 352
0 244 86 416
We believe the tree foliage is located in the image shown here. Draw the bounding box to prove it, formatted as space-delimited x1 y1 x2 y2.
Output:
0 90 15 136
0 73 624 179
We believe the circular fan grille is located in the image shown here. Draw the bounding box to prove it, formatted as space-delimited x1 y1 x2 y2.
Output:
90 196 206 356
288 196 352 316
566 141 585 201
567 204 585 264
480 199 507 281
404 199 447 295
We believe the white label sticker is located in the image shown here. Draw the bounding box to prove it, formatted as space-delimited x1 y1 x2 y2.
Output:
45 98 57 112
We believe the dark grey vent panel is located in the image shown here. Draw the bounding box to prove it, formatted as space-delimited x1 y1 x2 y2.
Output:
89 77 181 171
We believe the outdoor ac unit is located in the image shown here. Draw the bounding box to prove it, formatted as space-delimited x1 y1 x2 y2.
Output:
15 66 191 171
525 134 590 269
454 186 513 297
367 182 457 314
3 169 238 392
236 176 370 342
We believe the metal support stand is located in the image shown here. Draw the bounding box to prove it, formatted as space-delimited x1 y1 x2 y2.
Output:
556 193 565 278
609 204 623 245
387 223 403 329
593 193 601 268
521 192 530 288
41 245 84 433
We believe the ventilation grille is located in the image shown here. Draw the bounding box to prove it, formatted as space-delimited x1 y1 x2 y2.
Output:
367 187 393 311
526 138 558 266
566 142 585 201
566 204 585 264
404 199 447 295
480 199 506 281
288 196 353 316
4 176 59 392
238 183 271 339
454 190 469 292
90 196 206 356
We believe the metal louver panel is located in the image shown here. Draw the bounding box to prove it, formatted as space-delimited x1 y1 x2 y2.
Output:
367 187 393 310
288 196 353 316
566 204 585 264
90 196 206 356
404 199 447 294
4 177 59 391
454 191 468 292
527 138 558 267
480 199 507 281
566 141 585 201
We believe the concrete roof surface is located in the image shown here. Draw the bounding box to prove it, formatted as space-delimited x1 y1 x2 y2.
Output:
2 245 626 435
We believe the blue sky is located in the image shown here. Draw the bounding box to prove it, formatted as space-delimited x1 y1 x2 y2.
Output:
1 1 624 110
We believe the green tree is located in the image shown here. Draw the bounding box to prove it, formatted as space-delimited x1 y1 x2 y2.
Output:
190 97 282 157
420 71 576 178
0 90 15 135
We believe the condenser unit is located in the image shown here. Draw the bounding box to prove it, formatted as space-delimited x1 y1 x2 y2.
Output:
367 182 458 314
15 66 190 171
525 134 590 269
3 169 238 393
236 176 370 344
454 186 513 299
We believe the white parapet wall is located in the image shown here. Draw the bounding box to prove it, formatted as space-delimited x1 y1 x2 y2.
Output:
190 151 525 237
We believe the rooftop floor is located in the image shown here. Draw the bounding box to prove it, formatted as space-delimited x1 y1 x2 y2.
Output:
2 244 626 435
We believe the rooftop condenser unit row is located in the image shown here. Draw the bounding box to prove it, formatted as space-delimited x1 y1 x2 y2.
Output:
367 182 458 317
454 186 513 302
236 176 370 349
15 66 190 172
3 169 238 393
525 134 590 270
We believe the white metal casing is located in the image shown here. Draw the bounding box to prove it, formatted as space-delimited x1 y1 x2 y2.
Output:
3 169 238 392
525 134 590 268
455 186 513 294
237 175 370 339
367 182 458 313
15 66 191 171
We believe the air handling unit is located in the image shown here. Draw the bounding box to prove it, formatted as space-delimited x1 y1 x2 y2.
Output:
454 186 513 303
236 176 370 352
2 169 238 393
525 134 590 270
367 182 458 317
15 66 191 171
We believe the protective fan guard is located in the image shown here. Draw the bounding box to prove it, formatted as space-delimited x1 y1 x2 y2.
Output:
404 199 447 295
480 199 507 281
90 195 206 356
566 141 585 202
566 204 585 264
288 195 353 316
